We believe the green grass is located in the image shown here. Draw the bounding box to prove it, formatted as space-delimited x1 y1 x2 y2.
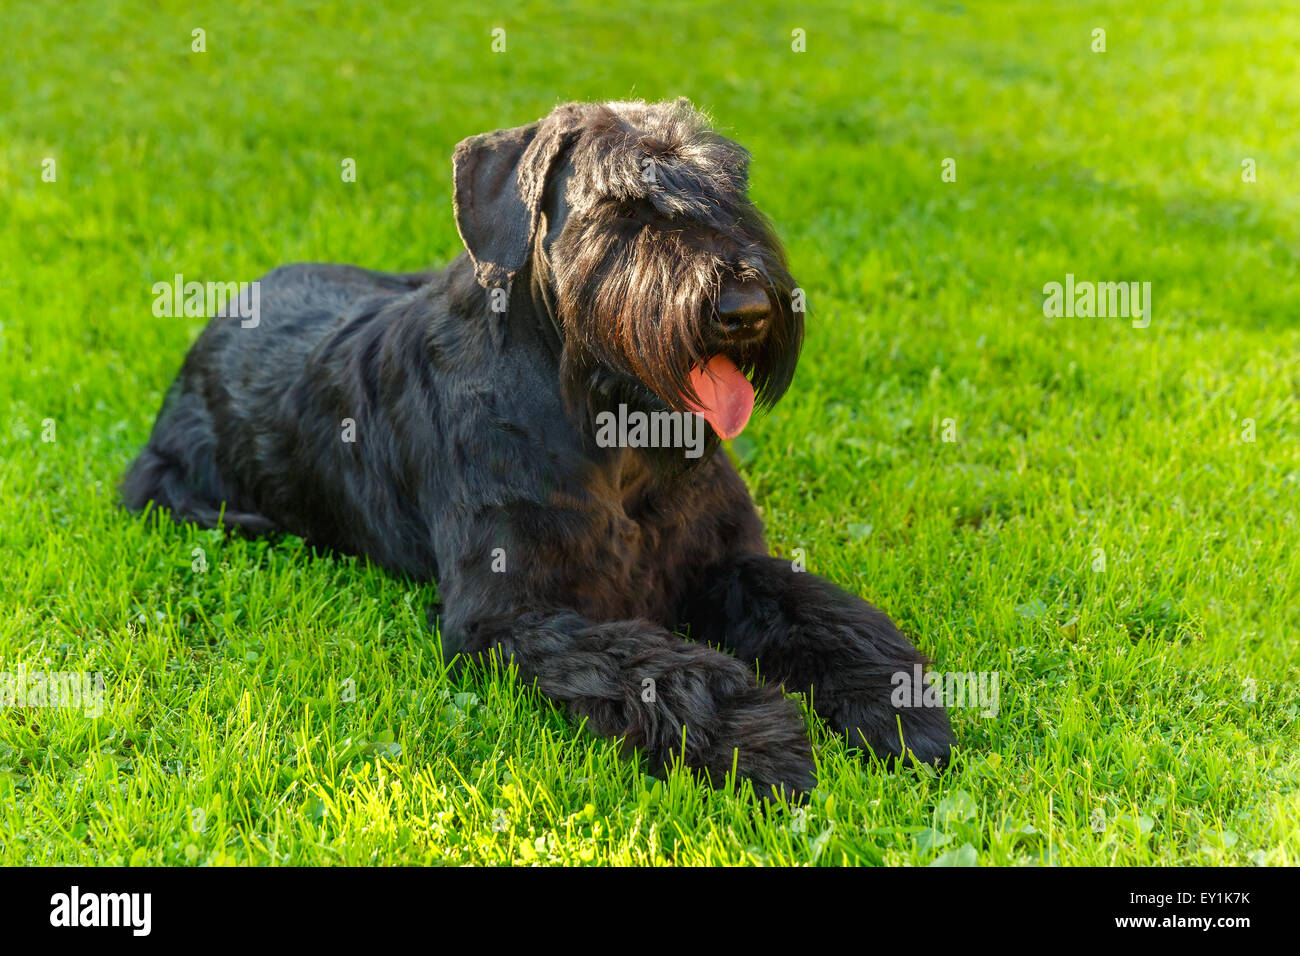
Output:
2 0 1297 866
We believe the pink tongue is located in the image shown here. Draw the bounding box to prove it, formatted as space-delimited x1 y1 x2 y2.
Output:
685 355 755 440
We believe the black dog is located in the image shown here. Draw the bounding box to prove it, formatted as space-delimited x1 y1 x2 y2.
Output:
123 99 952 795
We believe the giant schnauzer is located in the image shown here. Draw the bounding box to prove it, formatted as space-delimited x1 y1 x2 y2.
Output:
122 99 953 795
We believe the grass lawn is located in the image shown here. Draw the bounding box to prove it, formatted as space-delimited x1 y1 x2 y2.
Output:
2 0 1297 866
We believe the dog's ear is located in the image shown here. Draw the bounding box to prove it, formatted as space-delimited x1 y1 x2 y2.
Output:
452 107 583 291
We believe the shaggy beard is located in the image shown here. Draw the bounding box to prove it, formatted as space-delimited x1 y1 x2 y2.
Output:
550 208 803 468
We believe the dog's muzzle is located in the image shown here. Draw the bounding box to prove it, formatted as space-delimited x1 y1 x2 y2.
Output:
712 279 772 342
681 279 773 440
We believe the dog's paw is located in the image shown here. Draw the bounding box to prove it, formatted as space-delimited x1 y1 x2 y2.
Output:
819 691 954 770
712 684 818 797
631 651 817 797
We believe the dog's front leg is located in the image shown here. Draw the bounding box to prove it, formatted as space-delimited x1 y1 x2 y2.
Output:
676 553 954 768
447 608 816 796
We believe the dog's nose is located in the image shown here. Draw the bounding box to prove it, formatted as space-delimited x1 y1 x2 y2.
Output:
714 282 771 338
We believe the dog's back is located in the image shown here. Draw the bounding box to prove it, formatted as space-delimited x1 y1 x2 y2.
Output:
121 263 427 539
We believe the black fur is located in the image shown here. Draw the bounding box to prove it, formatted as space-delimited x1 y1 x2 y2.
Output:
122 99 952 796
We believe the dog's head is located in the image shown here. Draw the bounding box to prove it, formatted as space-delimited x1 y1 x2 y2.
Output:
452 99 802 452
